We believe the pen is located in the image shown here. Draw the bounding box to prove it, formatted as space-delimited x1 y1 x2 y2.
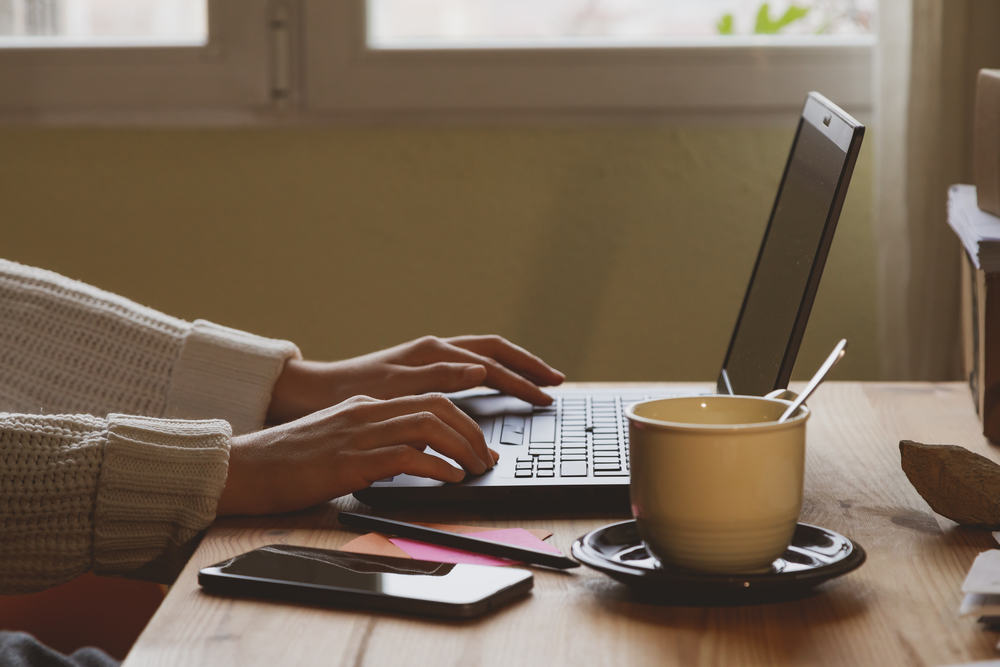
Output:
337 511 579 570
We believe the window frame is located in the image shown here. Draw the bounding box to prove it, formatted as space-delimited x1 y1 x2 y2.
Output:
0 0 874 123
0 0 278 122
302 1 873 117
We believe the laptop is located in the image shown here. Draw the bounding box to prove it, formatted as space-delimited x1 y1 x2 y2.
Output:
355 92 865 510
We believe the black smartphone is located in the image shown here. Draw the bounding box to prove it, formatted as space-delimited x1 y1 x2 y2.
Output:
198 544 533 619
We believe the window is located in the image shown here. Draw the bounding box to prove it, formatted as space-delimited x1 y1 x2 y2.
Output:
0 0 275 121
0 0 207 47
367 0 874 46
0 0 875 122
305 1 874 117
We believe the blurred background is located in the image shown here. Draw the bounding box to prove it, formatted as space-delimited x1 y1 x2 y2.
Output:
1 0 879 383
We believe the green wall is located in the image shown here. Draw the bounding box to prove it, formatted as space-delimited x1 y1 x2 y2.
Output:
1 122 876 383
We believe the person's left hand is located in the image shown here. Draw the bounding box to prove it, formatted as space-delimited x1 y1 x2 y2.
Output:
267 335 564 424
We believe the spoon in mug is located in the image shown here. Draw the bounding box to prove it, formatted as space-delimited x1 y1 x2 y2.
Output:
778 338 847 423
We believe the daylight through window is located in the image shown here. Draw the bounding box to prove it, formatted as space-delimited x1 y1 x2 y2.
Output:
367 0 875 48
0 0 207 46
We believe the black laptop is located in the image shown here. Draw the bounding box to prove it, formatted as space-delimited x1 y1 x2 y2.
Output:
355 92 864 510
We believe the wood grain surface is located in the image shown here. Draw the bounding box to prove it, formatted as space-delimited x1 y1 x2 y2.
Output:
123 382 1000 666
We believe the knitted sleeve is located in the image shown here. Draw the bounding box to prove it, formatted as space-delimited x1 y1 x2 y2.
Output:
0 412 231 593
0 259 301 435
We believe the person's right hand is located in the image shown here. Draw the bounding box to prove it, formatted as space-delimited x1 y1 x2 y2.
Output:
216 393 496 516
266 335 564 424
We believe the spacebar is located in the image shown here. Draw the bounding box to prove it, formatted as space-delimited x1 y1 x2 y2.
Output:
560 461 588 477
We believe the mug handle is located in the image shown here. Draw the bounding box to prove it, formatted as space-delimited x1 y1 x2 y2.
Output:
765 389 798 402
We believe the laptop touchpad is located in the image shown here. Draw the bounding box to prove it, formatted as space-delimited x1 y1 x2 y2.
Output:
448 389 535 417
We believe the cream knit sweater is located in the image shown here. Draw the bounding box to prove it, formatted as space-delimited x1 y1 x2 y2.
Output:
0 259 301 592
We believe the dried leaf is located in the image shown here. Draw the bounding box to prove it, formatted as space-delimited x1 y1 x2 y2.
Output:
899 440 1000 526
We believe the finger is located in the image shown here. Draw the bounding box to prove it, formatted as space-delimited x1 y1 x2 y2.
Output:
361 411 489 474
447 335 565 386
386 362 488 397
402 440 492 460
358 445 466 485
352 393 493 469
453 349 556 406
406 338 556 406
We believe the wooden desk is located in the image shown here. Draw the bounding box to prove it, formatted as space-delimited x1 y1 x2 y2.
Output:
124 382 1000 666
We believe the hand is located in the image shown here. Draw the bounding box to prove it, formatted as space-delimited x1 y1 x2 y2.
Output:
267 335 564 424
218 393 498 515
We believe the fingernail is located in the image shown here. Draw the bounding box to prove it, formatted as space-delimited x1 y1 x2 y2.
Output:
490 448 500 464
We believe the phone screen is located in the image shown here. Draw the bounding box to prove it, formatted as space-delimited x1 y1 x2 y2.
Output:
199 544 533 618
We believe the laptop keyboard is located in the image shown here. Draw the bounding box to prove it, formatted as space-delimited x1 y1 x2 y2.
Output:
484 391 679 480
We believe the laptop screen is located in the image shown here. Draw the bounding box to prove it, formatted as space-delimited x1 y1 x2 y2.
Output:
718 93 864 397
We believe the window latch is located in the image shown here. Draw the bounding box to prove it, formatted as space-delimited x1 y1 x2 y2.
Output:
268 0 296 107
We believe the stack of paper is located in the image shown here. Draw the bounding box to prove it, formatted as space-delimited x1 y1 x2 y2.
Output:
948 184 1000 272
960 550 1000 630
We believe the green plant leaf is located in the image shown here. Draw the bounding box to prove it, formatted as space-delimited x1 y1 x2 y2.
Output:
754 3 773 33
753 2 811 35
717 13 734 35
777 6 811 29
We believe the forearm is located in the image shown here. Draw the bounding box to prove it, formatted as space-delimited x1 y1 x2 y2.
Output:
0 259 300 434
0 412 231 594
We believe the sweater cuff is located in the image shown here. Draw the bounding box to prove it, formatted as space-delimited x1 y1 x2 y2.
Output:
93 414 231 575
166 319 301 435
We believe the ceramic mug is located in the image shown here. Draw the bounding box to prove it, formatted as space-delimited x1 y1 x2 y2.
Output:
625 394 808 574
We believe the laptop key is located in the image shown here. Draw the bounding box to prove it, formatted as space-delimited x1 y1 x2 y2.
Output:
529 415 557 443
503 415 526 431
560 461 588 477
514 469 534 478
537 469 555 478
499 426 524 446
593 469 630 477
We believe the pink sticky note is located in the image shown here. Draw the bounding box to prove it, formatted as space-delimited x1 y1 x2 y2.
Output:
389 528 561 566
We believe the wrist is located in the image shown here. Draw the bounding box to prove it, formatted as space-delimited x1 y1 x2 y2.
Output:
267 358 312 424
267 358 356 423
217 430 270 515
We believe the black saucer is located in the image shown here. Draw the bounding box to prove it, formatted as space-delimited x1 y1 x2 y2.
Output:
572 520 865 604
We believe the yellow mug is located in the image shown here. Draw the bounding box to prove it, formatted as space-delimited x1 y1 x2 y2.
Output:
626 394 808 574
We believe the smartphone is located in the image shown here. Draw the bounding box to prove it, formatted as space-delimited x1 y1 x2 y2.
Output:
198 544 533 619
